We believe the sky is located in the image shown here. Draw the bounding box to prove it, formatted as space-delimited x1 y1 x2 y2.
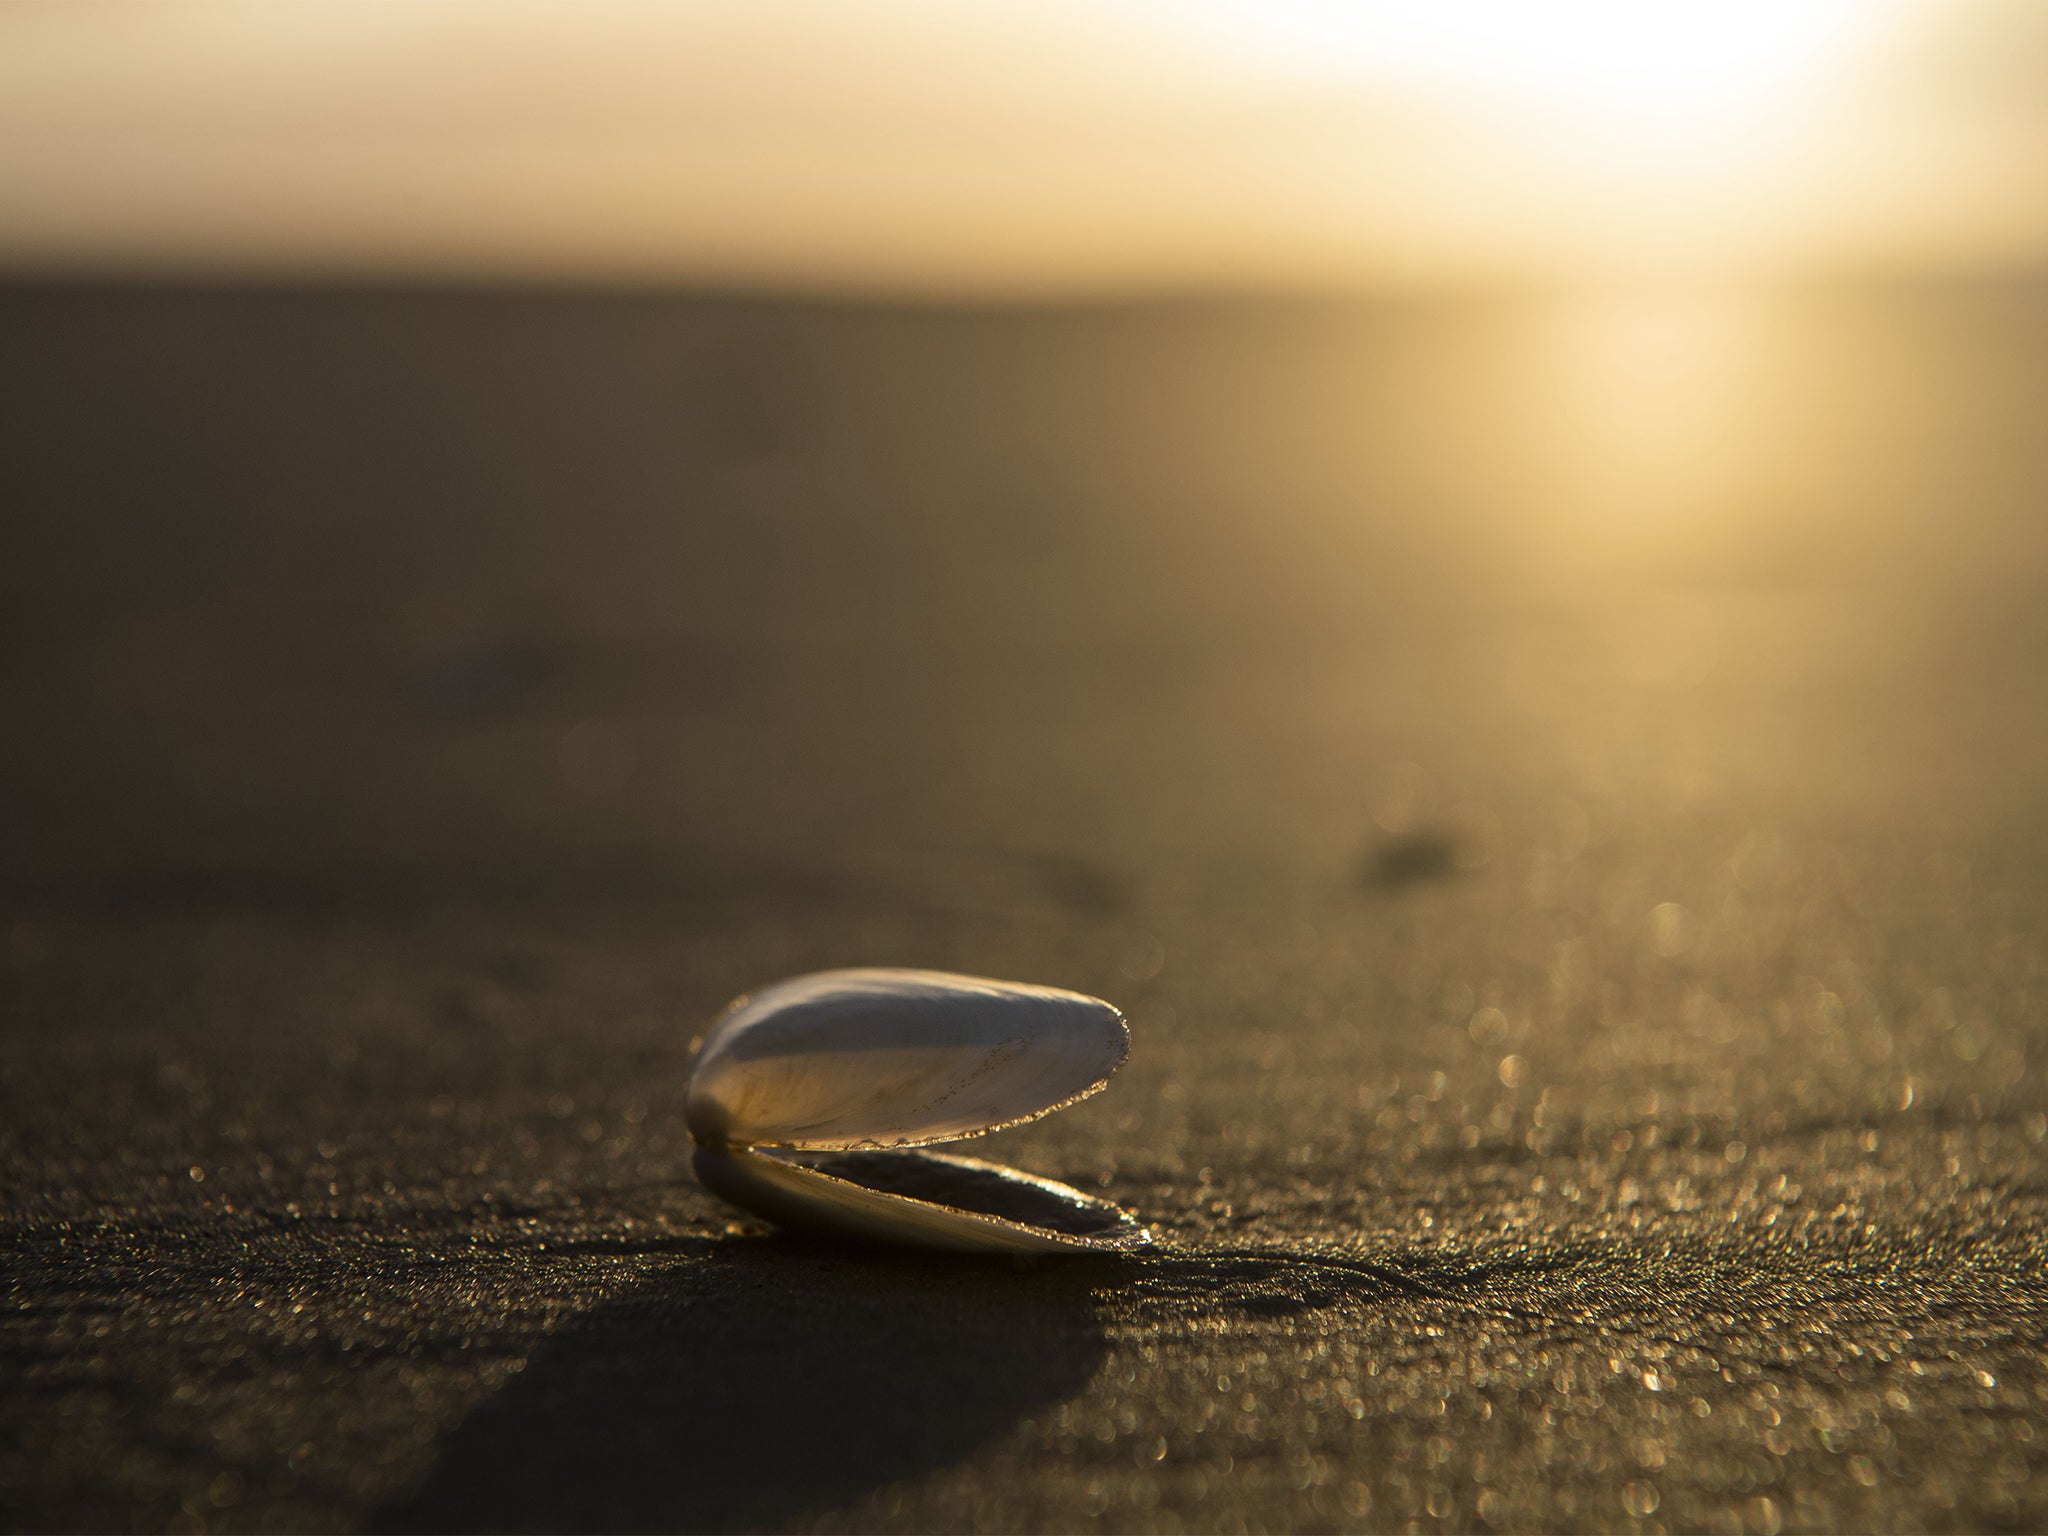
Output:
3 0 2047 295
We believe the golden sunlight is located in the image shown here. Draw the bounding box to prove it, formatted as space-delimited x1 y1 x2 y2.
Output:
1525 289 1767 565
0 0 2036 289
1184 0 1876 131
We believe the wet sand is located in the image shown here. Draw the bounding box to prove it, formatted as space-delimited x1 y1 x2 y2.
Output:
3 282 2045 1532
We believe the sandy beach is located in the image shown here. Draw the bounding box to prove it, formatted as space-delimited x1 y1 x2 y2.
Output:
3 281 2045 1532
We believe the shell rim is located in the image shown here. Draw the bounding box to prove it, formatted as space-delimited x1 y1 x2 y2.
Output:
730 1143 1154 1253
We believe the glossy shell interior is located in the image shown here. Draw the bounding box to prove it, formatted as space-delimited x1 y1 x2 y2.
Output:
694 1144 1151 1254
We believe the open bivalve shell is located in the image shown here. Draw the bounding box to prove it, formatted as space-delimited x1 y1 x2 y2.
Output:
687 968 1150 1254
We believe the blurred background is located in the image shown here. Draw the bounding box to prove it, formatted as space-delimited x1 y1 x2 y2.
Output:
4 0 2047 910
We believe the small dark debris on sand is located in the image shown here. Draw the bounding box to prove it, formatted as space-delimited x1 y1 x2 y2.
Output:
1361 828 1462 889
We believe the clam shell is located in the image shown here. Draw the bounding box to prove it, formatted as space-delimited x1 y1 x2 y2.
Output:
685 968 1146 1254
693 1144 1150 1254
685 968 1128 1152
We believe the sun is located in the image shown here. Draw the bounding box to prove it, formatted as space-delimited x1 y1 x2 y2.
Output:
1179 0 1876 136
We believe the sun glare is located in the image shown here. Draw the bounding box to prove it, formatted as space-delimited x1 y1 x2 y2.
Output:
1185 0 1874 133
1527 288 1770 564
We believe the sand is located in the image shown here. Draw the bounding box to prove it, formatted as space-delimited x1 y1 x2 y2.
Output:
3 283 2045 1533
